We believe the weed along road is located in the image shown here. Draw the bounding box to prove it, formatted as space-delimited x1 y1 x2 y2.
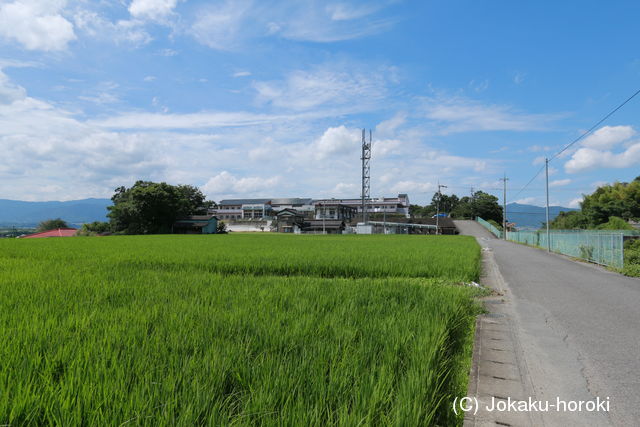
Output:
456 220 640 426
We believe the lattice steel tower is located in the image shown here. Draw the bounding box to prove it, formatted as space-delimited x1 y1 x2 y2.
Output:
361 129 372 223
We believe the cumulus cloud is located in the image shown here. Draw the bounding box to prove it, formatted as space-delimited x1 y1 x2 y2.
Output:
565 145 640 173
565 125 640 173
202 171 281 198
0 0 76 51
568 197 583 209
313 126 361 160
580 125 635 150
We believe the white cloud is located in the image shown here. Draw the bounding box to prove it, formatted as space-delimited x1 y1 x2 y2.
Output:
0 67 500 205
564 126 640 173
513 72 526 85
549 178 571 187
568 197 583 209
0 69 27 104
314 126 361 160
375 112 406 137
144 75 156 82
580 125 635 150
233 71 251 78
0 0 76 51
129 0 178 20
421 95 557 134
190 0 396 50
253 64 388 111
390 180 435 194
191 0 253 51
326 3 380 21
331 182 358 196
158 48 178 56
565 144 640 173
202 171 281 199
514 197 536 205
73 9 151 46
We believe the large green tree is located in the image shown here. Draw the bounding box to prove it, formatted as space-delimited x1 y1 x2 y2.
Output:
550 177 640 229
108 181 213 234
36 218 69 232
410 190 503 223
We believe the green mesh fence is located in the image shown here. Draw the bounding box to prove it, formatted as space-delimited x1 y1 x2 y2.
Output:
476 218 624 269
476 217 502 238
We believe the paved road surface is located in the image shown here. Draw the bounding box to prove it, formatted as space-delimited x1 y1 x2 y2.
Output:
456 220 640 426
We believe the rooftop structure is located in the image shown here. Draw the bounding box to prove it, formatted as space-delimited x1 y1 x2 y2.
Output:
22 228 77 238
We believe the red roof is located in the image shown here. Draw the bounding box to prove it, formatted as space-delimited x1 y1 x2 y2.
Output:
23 228 78 238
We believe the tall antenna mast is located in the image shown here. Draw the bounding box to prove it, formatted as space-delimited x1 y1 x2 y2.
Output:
361 129 372 224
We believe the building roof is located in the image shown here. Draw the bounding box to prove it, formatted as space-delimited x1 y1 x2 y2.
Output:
177 215 217 221
218 199 271 206
276 208 303 216
270 198 313 205
23 228 77 238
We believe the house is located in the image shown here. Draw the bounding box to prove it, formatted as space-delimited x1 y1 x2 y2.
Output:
173 215 218 234
275 209 305 233
22 228 78 238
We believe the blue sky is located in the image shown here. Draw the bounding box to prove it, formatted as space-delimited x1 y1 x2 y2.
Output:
1 0 639 206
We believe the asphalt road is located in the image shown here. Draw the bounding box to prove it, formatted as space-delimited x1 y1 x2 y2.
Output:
456 220 640 426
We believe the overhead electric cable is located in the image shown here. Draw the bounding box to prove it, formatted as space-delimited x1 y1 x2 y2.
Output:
550 87 640 162
513 86 640 199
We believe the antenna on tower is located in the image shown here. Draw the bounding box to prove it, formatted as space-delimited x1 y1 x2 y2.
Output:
361 129 372 224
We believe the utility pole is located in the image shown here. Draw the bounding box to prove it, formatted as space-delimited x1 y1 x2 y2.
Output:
361 129 372 224
322 201 326 235
545 158 550 251
383 201 387 234
436 183 447 235
500 174 508 240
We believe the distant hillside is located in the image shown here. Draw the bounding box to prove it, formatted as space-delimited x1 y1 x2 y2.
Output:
0 198 112 227
507 203 578 230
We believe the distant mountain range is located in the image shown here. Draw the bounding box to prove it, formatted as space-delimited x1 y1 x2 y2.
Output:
507 203 578 230
0 198 112 228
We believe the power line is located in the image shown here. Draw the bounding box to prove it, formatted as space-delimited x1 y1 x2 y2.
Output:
550 87 640 162
511 86 640 201
513 164 546 200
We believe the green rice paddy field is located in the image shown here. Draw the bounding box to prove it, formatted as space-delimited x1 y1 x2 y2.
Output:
0 234 482 426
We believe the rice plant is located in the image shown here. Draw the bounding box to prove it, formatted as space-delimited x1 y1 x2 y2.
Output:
0 234 482 426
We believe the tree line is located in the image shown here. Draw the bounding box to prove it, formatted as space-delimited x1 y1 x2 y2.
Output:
410 191 503 224
549 177 640 230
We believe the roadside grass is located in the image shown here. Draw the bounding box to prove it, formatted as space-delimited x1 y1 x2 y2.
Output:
622 239 640 277
0 234 482 425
